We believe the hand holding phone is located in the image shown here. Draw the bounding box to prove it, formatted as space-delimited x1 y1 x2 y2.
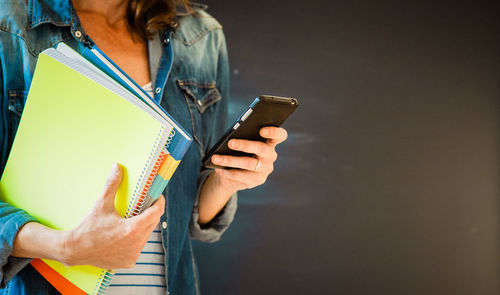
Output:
202 95 299 169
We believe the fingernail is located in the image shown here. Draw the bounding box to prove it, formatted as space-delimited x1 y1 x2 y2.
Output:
261 129 269 136
212 155 220 163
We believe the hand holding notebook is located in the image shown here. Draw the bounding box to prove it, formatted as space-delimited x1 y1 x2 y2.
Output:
11 164 167 293
61 164 165 269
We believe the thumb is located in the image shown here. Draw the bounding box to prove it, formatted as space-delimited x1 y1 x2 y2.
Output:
96 163 123 213
130 195 165 228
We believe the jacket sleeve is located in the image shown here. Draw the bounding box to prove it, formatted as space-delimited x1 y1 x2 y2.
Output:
189 28 237 243
0 204 38 288
0 62 38 288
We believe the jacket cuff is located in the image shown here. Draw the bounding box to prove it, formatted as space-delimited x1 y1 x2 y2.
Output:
189 169 237 243
0 205 38 288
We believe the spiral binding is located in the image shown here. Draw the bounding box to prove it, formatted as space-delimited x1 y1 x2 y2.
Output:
129 148 168 216
125 126 166 218
165 129 175 148
92 270 114 295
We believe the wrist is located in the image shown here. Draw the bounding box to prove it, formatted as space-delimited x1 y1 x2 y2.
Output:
57 230 75 265
197 171 236 225
13 222 73 263
210 170 237 197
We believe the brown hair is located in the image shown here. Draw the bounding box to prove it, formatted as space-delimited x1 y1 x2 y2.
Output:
126 0 190 40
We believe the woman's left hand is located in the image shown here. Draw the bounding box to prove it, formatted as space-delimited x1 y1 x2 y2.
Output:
211 126 288 194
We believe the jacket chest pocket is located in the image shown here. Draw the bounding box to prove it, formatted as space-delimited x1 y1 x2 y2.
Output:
7 90 28 145
176 79 222 152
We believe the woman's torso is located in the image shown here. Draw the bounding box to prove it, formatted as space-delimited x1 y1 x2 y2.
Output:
0 0 230 294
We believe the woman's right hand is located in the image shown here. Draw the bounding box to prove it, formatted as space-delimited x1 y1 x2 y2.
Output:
62 163 165 269
12 164 165 269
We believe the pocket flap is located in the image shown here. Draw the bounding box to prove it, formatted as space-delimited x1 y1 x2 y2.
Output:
176 79 222 114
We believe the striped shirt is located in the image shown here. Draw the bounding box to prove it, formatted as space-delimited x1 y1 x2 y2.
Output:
107 225 166 294
107 82 167 294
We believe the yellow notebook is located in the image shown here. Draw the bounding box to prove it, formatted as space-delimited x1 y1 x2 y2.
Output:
0 49 179 294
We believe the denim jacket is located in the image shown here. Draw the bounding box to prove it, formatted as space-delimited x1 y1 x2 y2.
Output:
0 0 237 294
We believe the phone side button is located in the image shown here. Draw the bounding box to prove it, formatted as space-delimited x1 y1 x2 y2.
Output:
233 122 240 130
240 108 253 121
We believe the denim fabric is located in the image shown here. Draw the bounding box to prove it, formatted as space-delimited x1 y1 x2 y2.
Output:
0 0 236 294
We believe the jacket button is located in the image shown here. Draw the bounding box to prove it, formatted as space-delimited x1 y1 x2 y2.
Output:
155 87 161 94
163 37 170 45
162 221 167 229
75 30 82 38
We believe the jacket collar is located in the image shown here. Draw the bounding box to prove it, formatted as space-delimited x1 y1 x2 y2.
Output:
28 0 73 29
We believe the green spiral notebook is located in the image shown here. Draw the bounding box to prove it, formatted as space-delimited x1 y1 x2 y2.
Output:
0 45 190 294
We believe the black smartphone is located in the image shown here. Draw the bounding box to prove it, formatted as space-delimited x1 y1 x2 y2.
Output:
202 95 299 169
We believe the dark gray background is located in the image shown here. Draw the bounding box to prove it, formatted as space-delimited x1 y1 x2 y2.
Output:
192 0 500 294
